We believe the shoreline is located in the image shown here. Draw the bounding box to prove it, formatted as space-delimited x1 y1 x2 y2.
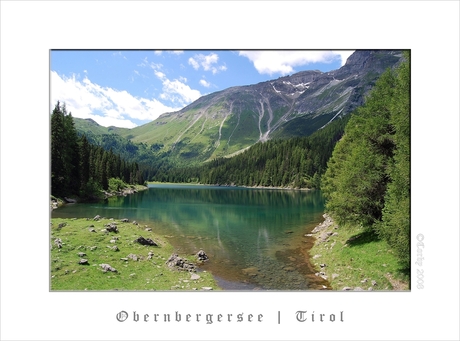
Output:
307 213 410 291
148 181 312 191
51 184 149 211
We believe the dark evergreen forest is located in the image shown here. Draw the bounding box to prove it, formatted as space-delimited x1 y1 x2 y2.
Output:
50 102 144 200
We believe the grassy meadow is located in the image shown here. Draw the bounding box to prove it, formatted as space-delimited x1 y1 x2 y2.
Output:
50 217 219 291
309 217 410 291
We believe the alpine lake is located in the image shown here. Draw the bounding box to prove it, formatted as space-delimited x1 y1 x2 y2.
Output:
51 184 331 290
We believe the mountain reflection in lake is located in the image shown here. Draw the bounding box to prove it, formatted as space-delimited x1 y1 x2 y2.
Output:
52 184 330 290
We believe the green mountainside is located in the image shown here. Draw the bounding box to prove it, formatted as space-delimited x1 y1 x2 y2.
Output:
74 50 403 167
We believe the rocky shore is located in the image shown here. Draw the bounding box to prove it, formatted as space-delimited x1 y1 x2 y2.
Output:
50 185 148 211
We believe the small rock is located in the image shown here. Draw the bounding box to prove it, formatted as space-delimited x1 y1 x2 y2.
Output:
135 236 158 246
196 250 209 261
201 287 213 291
342 287 352 291
361 278 368 283
120 218 129 223
190 273 200 280
79 259 89 265
332 273 340 280
320 263 326 268
93 215 101 221
88 228 96 233
371 280 377 286
353 287 364 291
100 263 117 272
78 252 86 257
127 253 138 261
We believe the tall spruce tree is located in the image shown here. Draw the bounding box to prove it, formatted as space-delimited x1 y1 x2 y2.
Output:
321 52 410 268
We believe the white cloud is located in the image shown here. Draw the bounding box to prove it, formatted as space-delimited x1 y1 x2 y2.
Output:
200 79 211 88
153 70 201 105
188 53 227 74
238 51 353 75
50 71 181 128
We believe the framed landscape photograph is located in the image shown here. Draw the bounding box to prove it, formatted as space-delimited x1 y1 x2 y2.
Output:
1 1 458 341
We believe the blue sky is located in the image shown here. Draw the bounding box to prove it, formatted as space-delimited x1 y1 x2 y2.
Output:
50 50 354 128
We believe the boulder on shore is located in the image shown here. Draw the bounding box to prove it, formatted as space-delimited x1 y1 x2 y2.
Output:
134 236 158 246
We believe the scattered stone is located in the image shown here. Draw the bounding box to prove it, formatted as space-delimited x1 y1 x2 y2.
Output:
145 228 152 232
88 228 96 233
93 215 101 221
79 259 89 265
201 287 213 291
196 249 209 262
105 223 118 233
100 263 117 272
320 263 326 268
133 221 138 225
147 251 154 260
58 222 66 229
312 254 322 259
342 287 352 291
332 273 340 280
78 252 86 257
190 273 200 280
90 246 97 251
120 258 129 261
120 218 129 223
54 238 63 248
166 254 196 271
371 280 377 286
353 287 364 291
361 278 368 283
110 239 117 244
128 253 139 261
135 236 158 246
111 245 119 252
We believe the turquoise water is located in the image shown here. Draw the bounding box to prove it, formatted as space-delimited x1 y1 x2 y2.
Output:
52 184 329 290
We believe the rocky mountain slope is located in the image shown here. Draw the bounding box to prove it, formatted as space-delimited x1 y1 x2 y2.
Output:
76 50 404 165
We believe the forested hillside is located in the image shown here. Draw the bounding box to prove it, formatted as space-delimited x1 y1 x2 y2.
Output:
150 115 348 189
321 51 410 268
51 102 144 200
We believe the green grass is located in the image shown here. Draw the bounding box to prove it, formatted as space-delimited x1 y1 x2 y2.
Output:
50 217 220 291
309 219 410 291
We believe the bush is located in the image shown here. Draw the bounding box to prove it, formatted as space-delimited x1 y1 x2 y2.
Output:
108 177 127 192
